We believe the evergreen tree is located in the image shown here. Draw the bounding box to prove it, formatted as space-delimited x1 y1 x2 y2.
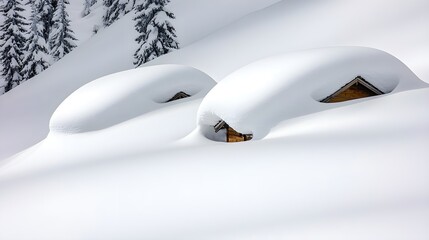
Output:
103 0 134 27
22 0 51 80
82 0 97 17
0 0 27 92
133 0 179 67
125 0 136 12
49 0 77 61
102 0 113 26
37 0 54 42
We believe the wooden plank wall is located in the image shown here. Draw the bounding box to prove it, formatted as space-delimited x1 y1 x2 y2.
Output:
227 127 245 142
328 83 377 103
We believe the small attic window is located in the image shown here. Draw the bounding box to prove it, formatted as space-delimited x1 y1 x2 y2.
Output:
320 76 384 103
166 91 191 103
214 120 253 143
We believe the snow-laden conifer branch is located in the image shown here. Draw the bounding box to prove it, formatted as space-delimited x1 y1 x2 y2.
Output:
133 0 179 67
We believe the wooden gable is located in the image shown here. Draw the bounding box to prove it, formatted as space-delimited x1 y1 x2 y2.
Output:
166 91 190 102
320 76 384 103
214 120 253 142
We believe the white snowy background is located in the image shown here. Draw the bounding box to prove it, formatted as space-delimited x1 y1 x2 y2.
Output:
0 0 428 239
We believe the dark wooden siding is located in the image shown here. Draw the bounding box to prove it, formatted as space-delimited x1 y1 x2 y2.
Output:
166 91 190 102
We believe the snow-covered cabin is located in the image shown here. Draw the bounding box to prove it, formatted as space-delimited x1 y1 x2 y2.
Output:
197 47 427 142
50 65 216 133
214 120 253 142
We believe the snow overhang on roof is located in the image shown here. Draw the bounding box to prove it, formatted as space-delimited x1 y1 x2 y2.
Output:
197 47 427 140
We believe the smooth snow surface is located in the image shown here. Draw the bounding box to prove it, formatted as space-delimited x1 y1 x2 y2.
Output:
1 0 429 239
198 47 427 140
50 65 215 133
1 87 429 240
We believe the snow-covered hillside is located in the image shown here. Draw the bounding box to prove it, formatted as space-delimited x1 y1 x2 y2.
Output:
0 0 280 160
1 77 429 239
0 0 429 239
149 0 429 81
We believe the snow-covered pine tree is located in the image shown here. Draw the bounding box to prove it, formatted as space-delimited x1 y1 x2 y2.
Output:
22 0 51 80
103 0 135 27
125 0 135 12
133 0 179 67
0 0 28 92
49 0 77 62
102 0 114 26
35 0 54 42
82 0 97 17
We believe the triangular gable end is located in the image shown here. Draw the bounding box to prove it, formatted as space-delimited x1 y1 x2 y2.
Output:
166 91 191 102
320 76 384 103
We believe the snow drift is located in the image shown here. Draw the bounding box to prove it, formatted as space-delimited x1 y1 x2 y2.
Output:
198 47 427 140
1 87 429 240
50 65 215 133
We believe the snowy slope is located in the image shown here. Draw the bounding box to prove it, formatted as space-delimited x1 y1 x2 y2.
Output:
0 0 429 239
0 0 280 160
148 0 429 81
69 0 282 46
68 0 104 44
1 86 428 239
1 0 428 160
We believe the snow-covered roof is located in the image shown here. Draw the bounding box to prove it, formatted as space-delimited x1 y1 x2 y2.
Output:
50 64 216 133
198 47 427 140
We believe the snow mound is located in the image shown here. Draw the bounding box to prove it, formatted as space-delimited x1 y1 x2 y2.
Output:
198 47 427 140
50 64 216 133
